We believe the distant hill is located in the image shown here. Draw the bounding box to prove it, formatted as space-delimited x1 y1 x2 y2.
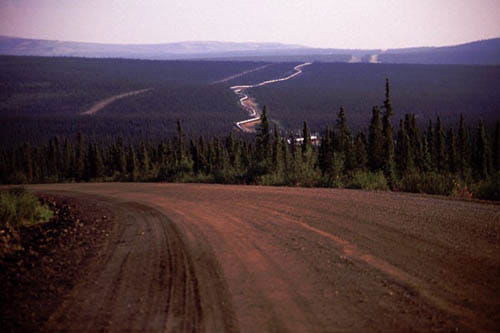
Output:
379 38 500 65
0 36 499 65
0 36 307 59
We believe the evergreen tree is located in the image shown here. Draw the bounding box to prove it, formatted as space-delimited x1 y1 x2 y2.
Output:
434 117 446 171
48 137 61 178
420 136 433 173
368 106 384 171
75 133 86 181
89 143 105 179
138 142 151 178
354 133 368 170
272 124 284 177
174 120 193 176
190 139 201 175
318 126 334 174
473 120 492 179
302 121 312 156
336 107 355 172
405 114 420 170
493 120 500 172
457 115 471 179
62 138 74 179
446 128 458 174
255 106 272 173
381 79 395 181
20 143 34 183
127 145 139 181
336 107 349 154
426 120 436 171
113 137 127 177
396 119 414 174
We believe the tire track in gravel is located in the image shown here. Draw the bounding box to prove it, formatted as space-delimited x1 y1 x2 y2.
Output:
38 193 235 332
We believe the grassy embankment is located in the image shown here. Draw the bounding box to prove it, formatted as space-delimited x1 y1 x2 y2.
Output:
0 188 53 258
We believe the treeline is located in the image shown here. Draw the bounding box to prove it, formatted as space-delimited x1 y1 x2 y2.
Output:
1 80 499 200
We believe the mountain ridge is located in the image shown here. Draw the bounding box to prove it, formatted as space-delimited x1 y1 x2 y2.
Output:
0 35 499 64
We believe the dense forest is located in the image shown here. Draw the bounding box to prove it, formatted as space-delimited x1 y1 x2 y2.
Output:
251 63 500 132
0 56 299 146
2 81 499 200
2 56 499 147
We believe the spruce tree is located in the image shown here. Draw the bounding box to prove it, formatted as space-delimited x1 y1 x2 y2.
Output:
302 121 312 156
127 145 139 182
426 120 435 171
421 136 433 173
255 106 272 172
113 137 127 176
354 133 368 170
493 120 500 172
434 117 446 172
75 133 86 181
92 144 105 179
368 106 384 171
446 128 458 174
473 120 492 179
138 142 150 179
272 124 284 177
457 115 471 178
318 127 333 174
336 107 355 172
381 79 395 181
21 143 34 183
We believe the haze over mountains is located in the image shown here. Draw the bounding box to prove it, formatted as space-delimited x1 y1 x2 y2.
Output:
1 35 499 65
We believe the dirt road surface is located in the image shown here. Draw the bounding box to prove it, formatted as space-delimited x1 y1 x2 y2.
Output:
81 88 152 115
28 183 499 332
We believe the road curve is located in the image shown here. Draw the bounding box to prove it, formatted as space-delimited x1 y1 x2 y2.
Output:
28 183 500 332
81 88 152 115
231 62 311 132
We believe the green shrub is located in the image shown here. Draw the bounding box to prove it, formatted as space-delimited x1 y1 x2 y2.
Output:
347 171 389 191
398 172 456 196
0 188 53 229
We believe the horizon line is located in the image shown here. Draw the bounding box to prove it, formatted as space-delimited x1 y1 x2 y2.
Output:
1 34 499 51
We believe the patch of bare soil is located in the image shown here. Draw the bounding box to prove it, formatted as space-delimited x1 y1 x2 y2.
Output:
0 194 115 332
81 88 151 115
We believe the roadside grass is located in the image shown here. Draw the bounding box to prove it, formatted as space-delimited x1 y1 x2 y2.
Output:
1 188 53 259
0 188 53 229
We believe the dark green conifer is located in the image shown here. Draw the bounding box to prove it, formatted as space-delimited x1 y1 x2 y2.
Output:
446 128 458 174
434 117 446 171
368 106 384 171
381 79 395 181
493 120 500 172
426 120 435 171
457 115 471 178
272 124 284 176
75 133 86 181
127 145 139 182
354 133 368 170
255 106 272 171
473 120 491 179
302 121 312 155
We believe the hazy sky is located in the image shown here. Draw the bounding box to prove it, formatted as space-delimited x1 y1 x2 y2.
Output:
1 0 499 48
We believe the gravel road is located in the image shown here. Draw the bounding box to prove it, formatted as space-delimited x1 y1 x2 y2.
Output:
28 183 500 332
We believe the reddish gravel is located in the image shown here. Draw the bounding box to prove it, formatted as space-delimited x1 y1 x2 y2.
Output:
18 183 500 331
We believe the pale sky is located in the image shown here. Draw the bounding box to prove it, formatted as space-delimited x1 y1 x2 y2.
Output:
0 0 499 49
